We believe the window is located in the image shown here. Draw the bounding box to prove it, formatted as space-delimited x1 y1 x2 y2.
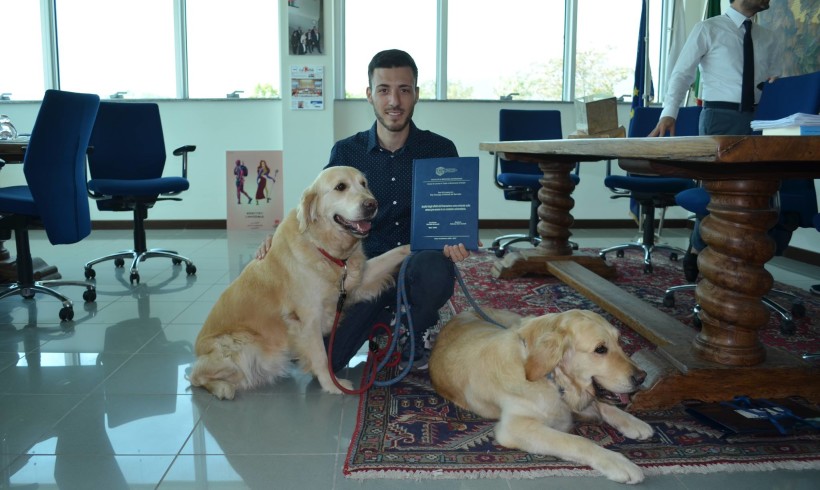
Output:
448 0 566 101
343 0 437 99
2 3 46 101
575 0 662 102
187 0 281 99
56 0 177 99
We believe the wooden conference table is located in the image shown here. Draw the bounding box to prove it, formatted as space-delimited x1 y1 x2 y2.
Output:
479 135 820 409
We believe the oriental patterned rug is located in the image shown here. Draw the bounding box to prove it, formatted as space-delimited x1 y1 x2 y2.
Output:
344 249 820 480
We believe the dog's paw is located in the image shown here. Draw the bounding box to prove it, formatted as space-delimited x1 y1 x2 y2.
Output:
620 418 654 441
204 380 237 400
320 376 353 394
595 451 645 484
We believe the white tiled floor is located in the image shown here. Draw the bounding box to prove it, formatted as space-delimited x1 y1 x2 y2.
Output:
1 228 818 489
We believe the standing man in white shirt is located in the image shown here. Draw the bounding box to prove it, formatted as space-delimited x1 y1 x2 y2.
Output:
650 0 782 137
648 0 783 280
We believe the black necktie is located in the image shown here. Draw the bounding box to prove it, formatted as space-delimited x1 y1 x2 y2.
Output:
741 20 755 112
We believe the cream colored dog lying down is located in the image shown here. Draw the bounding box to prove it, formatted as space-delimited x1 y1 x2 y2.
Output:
190 166 410 399
429 309 654 484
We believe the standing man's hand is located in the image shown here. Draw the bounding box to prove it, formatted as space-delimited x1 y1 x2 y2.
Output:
648 116 677 137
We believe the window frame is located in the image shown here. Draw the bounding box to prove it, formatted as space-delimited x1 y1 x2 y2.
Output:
9 0 675 102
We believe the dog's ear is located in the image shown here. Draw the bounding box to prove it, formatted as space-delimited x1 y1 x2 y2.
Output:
522 316 567 381
297 185 318 232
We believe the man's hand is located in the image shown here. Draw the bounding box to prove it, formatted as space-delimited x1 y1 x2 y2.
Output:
255 234 273 260
648 116 677 137
443 241 482 264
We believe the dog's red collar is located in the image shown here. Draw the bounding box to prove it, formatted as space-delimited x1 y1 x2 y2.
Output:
317 247 347 267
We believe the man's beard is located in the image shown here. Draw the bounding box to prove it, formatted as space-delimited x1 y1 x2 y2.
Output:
373 105 415 133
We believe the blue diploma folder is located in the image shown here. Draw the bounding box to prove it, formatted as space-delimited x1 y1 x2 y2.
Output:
410 157 479 251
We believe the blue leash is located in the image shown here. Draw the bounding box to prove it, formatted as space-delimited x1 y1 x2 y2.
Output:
373 252 504 387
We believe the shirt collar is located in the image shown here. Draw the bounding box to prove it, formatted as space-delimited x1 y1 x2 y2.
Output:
725 6 752 28
366 120 419 154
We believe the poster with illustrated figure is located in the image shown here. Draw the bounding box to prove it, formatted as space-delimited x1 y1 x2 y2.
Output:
226 151 284 230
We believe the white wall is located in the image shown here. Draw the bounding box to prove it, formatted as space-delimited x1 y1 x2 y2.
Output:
4 96 816 252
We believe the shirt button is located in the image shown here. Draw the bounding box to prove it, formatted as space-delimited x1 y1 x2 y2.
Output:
395 222 400 226
393 201 397 205
391 177 396 182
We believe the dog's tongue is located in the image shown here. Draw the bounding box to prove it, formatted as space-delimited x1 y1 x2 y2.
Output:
351 220 372 233
619 393 631 404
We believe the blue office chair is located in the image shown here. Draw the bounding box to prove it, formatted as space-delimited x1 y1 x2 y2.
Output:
665 71 820 334
598 106 701 273
0 90 99 321
490 109 579 257
83 102 197 285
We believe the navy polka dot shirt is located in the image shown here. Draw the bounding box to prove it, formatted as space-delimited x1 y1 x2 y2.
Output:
326 121 458 258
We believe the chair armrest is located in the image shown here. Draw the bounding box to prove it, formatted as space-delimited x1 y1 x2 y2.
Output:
604 159 631 196
173 145 196 156
492 153 505 190
172 145 196 179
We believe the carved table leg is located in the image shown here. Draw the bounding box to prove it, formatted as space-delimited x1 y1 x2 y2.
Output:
535 162 577 256
693 179 780 366
492 161 615 279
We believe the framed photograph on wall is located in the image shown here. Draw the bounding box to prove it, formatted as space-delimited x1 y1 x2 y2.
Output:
287 0 323 56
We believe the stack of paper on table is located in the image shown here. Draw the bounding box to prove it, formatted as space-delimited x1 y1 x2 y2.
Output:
751 112 820 135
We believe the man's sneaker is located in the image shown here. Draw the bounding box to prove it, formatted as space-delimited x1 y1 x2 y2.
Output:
399 347 431 371
811 284 820 296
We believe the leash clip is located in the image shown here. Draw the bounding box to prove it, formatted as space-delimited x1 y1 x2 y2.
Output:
336 264 348 311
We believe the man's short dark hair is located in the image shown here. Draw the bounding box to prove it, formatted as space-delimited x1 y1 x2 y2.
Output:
368 49 418 87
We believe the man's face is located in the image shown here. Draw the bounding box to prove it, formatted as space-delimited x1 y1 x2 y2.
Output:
366 66 419 134
738 0 771 13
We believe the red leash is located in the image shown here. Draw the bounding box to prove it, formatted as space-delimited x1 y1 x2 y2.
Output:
318 247 399 395
327 314 397 395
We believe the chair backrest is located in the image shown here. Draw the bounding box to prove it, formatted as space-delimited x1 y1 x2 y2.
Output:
754 71 820 122
628 106 702 137
499 109 563 175
88 102 167 180
628 106 662 137
23 89 100 245
675 106 703 136
754 71 820 228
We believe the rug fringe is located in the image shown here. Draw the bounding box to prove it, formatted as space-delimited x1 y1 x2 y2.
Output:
346 460 820 480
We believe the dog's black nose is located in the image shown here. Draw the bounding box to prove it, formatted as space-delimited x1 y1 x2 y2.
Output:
631 369 647 387
362 198 377 211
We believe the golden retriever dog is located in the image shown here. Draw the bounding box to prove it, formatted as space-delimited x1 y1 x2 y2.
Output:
190 166 410 399
429 309 654 484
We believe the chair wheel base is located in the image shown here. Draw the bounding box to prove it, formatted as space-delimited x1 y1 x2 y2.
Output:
59 306 74 322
